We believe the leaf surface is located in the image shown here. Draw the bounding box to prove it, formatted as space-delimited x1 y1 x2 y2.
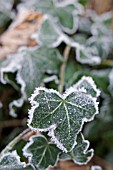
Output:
36 17 65 48
74 76 100 97
28 77 99 151
22 0 83 34
0 47 61 116
75 46 101 65
23 135 60 170
60 133 93 164
0 151 34 170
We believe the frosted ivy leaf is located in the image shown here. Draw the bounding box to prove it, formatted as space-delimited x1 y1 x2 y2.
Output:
78 16 92 34
75 46 101 65
23 135 60 170
0 151 34 170
34 16 65 48
86 35 113 59
74 76 100 98
60 133 93 164
90 11 113 36
28 82 99 152
0 47 61 117
21 0 83 34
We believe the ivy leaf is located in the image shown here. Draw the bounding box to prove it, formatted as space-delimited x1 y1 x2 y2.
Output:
0 47 61 117
87 35 113 59
75 46 101 65
22 0 83 34
28 77 99 152
60 133 93 165
78 16 92 34
74 76 100 98
34 16 65 48
0 151 34 170
23 135 60 170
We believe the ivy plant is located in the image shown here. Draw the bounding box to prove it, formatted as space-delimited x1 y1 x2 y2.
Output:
0 0 113 169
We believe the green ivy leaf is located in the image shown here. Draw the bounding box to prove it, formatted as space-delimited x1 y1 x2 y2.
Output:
22 0 83 34
23 135 60 170
28 77 99 152
0 47 61 117
35 16 65 48
78 16 92 34
0 151 34 170
87 35 113 59
74 76 100 98
75 46 101 65
60 133 93 164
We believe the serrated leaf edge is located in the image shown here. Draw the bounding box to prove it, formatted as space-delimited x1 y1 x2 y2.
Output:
28 86 99 152
73 133 94 165
59 133 94 165
0 51 26 117
74 76 101 97
23 135 60 170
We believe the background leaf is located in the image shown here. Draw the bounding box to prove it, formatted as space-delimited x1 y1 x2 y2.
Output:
0 151 33 170
23 135 60 170
0 47 62 116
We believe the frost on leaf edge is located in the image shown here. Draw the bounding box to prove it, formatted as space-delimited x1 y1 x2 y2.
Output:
59 133 94 165
75 46 101 65
28 86 99 152
0 150 26 168
0 50 26 117
73 133 94 165
23 135 60 170
74 76 101 97
32 15 66 48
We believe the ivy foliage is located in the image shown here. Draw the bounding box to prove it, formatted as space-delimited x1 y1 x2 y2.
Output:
0 0 113 169
28 77 99 152
23 135 60 170
0 47 61 116
60 133 93 164
0 151 34 170
21 0 83 34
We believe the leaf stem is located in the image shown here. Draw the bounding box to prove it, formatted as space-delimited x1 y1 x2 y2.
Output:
58 45 71 93
100 59 113 67
0 128 33 158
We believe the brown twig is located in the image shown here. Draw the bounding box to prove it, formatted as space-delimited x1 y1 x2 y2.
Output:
100 60 113 67
0 128 37 158
58 45 71 94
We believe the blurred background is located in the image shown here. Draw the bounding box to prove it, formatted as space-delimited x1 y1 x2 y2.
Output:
0 0 113 169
